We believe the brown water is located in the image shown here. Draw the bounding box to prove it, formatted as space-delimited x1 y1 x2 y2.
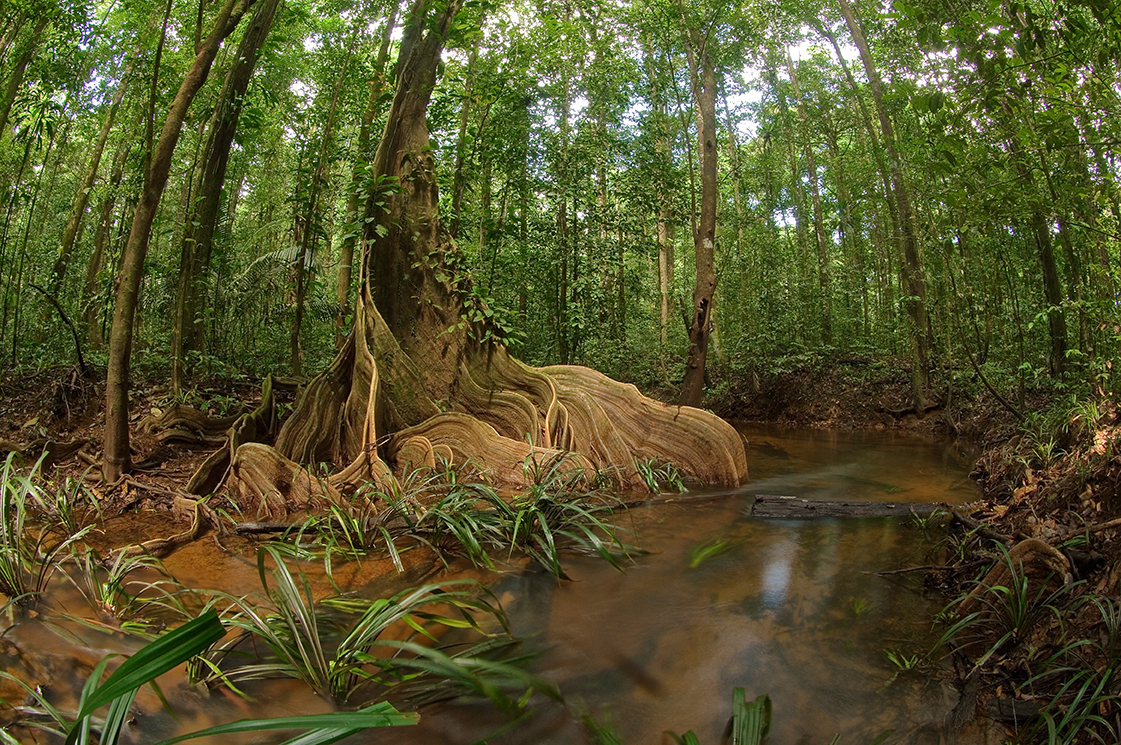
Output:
362 426 983 745
2 427 988 744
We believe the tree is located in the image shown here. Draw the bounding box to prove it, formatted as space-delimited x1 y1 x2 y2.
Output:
677 0 719 408
103 0 259 482
217 0 747 513
170 0 282 392
836 0 931 412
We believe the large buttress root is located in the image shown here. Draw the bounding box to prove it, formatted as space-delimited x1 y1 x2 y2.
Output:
387 412 594 488
187 375 279 496
227 443 341 520
542 365 748 487
216 317 747 510
220 293 418 513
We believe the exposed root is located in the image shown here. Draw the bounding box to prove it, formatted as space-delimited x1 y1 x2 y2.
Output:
227 443 342 520
956 538 1072 624
387 412 594 488
114 495 210 559
188 376 279 496
212 293 746 511
543 365 748 487
0 437 89 467
138 404 242 446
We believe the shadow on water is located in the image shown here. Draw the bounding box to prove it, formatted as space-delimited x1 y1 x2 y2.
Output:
366 428 984 745
0 428 988 744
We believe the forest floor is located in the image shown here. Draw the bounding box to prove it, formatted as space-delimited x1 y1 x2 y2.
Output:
3 359 1121 739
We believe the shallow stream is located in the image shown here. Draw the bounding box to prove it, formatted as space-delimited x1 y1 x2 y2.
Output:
3 426 992 744
368 426 984 744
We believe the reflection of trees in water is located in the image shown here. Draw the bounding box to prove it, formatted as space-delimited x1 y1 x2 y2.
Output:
481 508 948 744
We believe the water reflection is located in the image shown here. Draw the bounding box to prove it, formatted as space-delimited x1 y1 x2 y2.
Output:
761 535 795 608
372 427 980 744
0 428 982 745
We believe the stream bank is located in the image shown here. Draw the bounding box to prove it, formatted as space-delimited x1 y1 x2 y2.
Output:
2 359 1118 742
712 354 1121 744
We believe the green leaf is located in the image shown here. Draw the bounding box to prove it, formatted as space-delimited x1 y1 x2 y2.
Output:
66 610 226 744
150 703 419 745
730 688 771 745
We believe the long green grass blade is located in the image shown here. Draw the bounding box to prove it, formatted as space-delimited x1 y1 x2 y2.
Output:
66 610 225 744
730 688 771 745
151 703 418 745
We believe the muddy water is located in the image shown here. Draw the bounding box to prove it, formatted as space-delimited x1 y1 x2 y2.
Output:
362 426 983 745
2 427 987 744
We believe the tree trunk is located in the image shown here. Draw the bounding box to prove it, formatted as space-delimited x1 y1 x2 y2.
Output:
836 0 930 412
786 53 832 345
52 74 130 295
172 0 281 392
995 98 1068 377
212 0 748 515
449 44 479 240
103 0 257 482
292 41 353 376
83 141 131 349
679 21 717 408
647 40 675 352
554 70 572 364
337 0 400 349
0 16 48 138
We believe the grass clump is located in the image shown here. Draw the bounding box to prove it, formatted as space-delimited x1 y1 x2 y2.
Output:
278 454 637 581
0 453 92 609
1 609 418 745
195 545 556 714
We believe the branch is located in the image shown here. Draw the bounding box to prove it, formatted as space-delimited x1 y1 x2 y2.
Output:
28 283 88 376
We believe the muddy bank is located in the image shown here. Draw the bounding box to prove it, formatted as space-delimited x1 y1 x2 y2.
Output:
3 360 1119 742
708 353 1033 443
712 355 1121 742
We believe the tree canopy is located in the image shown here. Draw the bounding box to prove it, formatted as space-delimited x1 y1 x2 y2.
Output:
2 0 1120 484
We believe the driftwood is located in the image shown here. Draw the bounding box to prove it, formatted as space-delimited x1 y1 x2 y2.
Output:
748 495 947 519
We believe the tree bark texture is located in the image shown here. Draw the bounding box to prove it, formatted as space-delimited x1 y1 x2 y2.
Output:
103 0 258 482
337 0 400 349
0 16 48 138
679 24 717 408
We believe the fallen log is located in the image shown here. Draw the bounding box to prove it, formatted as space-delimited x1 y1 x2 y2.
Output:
748 495 947 519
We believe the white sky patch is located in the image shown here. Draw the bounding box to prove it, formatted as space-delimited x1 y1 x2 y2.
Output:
570 95 589 120
290 80 315 108
788 27 858 63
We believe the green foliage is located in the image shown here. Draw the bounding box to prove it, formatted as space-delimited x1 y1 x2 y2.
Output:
60 548 192 635
381 470 635 579
689 537 732 568
0 453 92 608
667 688 771 745
0 609 418 745
850 597 873 617
883 649 920 672
203 544 555 714
636 457 686 493
936 542 1080 672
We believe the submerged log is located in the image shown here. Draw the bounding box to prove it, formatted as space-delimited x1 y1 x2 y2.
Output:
748 495 947 519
